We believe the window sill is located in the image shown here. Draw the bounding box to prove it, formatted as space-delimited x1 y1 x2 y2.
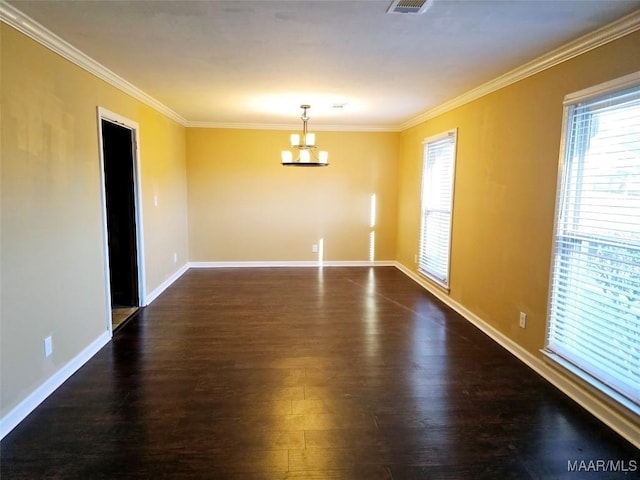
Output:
541 349 640 418
417 269 450 294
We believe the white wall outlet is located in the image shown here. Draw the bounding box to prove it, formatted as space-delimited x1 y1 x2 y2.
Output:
519 312 527 329
312 244 318 253
44 336 53 357
173 252 178 263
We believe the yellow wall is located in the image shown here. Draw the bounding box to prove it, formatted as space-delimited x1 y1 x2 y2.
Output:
2 10 639 436
396 30 640 357
0 25 188 417
187 129 399 262
138 110 189 286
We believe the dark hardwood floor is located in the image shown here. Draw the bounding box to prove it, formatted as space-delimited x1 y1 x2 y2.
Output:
1 267 637 479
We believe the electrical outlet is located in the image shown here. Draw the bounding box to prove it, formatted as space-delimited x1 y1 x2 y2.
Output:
44 336 53 357
173 252 178 263
519 312 527 329
312 244 318 253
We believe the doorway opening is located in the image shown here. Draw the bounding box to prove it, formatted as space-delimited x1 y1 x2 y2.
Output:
98 108 145 333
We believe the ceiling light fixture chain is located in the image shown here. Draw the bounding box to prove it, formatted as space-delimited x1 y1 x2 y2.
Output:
281 104 329 167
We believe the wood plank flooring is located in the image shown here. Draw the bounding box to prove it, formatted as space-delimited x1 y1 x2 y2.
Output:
1 267 637 479
112 306 139 331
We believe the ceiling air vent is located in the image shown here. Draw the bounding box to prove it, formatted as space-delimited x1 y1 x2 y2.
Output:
386 0 432 14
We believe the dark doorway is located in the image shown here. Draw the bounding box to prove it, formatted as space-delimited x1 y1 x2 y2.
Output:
101 119 139 315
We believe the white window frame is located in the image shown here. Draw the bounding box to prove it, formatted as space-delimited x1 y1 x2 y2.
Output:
418 129 457 290
544 71 640 415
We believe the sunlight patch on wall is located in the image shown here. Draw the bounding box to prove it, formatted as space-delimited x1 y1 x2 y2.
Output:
369 231 376 262
369 193 377 262
370 193 377 228
318 237 324 266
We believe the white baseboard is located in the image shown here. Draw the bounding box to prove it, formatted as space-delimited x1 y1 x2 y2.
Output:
394 262 639 449
6 262 633 447
0 262 191 440
0 330 111 440
144 263 189 305
188 260 397 268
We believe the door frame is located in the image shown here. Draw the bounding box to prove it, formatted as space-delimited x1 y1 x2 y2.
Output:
97 106 146 335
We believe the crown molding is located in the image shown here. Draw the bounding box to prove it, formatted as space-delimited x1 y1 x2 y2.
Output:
0 2 188 126
2 1 638 132
563 69 640 105
0 1 397 133
186 121 400 132
401 9 640 130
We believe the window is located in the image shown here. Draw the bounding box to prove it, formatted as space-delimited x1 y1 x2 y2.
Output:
545 72 640 412
419 129 457 289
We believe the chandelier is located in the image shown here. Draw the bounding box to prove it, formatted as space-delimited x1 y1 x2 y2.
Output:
281 105 329 166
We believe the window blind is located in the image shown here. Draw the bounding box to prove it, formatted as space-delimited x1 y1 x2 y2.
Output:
419 131 456 288
546 78 640 410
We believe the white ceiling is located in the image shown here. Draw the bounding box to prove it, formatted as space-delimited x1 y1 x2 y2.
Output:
5 0 640 129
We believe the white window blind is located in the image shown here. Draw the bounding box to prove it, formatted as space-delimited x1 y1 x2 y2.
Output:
419 130 457 288
546 74 640 411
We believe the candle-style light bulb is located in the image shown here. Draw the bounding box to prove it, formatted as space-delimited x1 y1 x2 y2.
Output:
305 133 315 146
